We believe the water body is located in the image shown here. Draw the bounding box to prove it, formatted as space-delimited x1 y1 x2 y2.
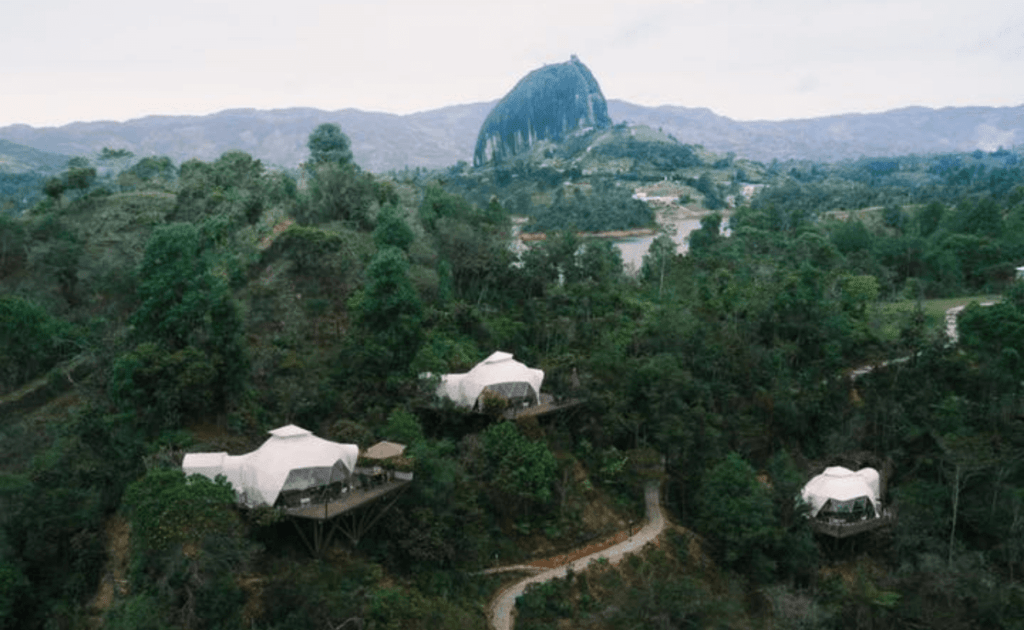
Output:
615 205 734 272
614 212 704 273
513 208 722 274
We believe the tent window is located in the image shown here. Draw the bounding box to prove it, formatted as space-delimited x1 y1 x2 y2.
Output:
275 465 353 507
478 382 537 409
819 496 876 522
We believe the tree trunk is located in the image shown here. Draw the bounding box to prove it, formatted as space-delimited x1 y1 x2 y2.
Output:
949 464 961 568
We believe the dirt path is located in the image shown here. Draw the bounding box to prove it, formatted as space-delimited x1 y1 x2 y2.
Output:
849 302 996 380
944 302 995 343
87 514 130 627
487 481 666 630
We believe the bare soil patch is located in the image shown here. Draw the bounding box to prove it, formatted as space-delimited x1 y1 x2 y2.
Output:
87 514 131 625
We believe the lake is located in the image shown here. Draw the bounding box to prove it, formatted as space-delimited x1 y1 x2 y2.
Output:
613 211 705 273
513 208 723 274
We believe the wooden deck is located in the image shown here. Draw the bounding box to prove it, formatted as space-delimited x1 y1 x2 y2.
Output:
282 477 412 521
810 509 896 538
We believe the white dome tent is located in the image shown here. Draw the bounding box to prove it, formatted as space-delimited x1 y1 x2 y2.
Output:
182 424 358 508
435 351 544 411
801 466 882 523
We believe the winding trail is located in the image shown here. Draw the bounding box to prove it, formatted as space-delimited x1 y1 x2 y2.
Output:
848 302 996 380
944 302 995 344
485 300 999 629
487 481 666 630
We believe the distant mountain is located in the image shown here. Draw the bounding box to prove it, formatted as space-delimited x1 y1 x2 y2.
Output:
474 55 611 166
0 101 1021 173
0 139 70 174
607 101 1024 163
0 105 493 174
0 140 71 214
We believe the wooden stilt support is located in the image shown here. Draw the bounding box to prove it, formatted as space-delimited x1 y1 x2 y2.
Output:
334 484 408 547
287 480 411 555
291 518 317 557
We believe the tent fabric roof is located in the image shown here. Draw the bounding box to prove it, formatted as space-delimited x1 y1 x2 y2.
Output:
268 424 310 438
182 424 358 507
435 351 544 409
800 466 881 517
362 441 406 460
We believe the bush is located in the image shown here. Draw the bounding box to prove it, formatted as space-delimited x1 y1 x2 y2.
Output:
0 295 79 392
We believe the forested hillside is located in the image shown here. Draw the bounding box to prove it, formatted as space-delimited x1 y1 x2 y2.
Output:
0 140 71 214
2 121 1024 630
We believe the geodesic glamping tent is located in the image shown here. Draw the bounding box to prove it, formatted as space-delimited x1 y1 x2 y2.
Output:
435 351 544 410
182 424 359 507
800 466 881 521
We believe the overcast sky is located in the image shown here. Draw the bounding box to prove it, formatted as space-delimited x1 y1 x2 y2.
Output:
2 0 1022 128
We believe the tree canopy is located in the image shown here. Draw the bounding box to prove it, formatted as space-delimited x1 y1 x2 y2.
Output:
3 137 1024 629
307 123 353 167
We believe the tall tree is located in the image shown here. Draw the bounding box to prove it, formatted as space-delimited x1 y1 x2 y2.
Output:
307 123 353 168
115 222 246 426
347 246 424 379
697 452 780 580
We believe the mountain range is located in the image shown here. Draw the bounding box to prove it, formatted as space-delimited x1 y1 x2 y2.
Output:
0 101 1021 174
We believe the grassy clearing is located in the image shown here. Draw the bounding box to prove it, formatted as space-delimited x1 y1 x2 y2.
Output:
873 294 1002 341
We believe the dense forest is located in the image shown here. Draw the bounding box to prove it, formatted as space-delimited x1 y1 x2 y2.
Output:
2 120 1024 630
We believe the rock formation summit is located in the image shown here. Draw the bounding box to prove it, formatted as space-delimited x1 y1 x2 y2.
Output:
473 55 612 166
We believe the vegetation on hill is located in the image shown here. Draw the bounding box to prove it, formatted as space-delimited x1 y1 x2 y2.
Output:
0 139 69 174
0 140 71 214
742 149 1024 297
435 123 756 234
522 179 654 234
2 114 1024 630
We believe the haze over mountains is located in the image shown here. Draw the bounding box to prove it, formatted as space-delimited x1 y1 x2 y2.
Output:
0 99 1021 174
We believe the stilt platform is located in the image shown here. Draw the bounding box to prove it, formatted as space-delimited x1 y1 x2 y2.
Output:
810 509 896 538
283 475 412 555
503 397 584 420
282 477 411 520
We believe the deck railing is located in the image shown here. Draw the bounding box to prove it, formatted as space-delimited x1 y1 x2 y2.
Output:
281 475 412 520
502 397 584 419
810 508 896 538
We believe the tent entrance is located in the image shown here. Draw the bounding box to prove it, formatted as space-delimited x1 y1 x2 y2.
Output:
276 465 351 508
477 381 538 411
818 496 876 522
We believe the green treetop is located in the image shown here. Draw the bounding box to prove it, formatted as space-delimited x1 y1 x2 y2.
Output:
307 123 353 168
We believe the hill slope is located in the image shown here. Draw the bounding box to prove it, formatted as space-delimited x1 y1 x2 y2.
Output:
0 139 70 174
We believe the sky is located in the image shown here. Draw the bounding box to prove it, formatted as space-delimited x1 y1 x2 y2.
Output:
1 0 1022 128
